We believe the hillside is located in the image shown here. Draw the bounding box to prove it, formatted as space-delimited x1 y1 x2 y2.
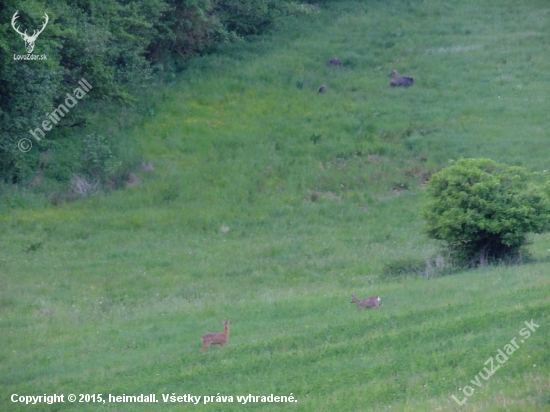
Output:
1 1 550 411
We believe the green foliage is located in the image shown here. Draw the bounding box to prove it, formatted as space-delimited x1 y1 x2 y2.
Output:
215 0 297 36
0 1 63 182
79 133 120 183
423 158 550 263
0 0 307 184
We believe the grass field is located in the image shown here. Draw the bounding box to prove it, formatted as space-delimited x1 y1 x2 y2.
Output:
1 0 550 411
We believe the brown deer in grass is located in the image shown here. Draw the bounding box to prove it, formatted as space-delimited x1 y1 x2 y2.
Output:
201 320 230 353
351 295 381 309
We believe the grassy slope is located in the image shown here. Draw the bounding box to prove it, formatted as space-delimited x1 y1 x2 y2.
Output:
1 0 550 410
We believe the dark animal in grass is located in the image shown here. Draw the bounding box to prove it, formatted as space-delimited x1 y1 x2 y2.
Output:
327 58 342 67
390 70 414 88
318 85 327 93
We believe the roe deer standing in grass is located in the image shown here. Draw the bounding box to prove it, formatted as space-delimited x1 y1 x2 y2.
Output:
201 320 230 353
351 295 381 309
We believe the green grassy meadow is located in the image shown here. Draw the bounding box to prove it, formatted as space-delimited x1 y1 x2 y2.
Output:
2 0 550 410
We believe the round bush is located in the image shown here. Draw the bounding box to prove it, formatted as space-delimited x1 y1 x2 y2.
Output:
423 158 550 264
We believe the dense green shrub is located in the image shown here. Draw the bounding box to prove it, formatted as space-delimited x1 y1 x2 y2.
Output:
423 158 550 264
215 0 295 35
79 133 120 183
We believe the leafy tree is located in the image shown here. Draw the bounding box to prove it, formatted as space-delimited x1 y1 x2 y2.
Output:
423 158 550 264
0 1 63 182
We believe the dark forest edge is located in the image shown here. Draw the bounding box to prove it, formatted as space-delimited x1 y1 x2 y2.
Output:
0 0 323 190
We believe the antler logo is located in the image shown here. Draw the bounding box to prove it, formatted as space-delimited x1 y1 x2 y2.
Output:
11 11 49 54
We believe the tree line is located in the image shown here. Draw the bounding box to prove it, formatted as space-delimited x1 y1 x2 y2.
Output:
0 0 317 184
